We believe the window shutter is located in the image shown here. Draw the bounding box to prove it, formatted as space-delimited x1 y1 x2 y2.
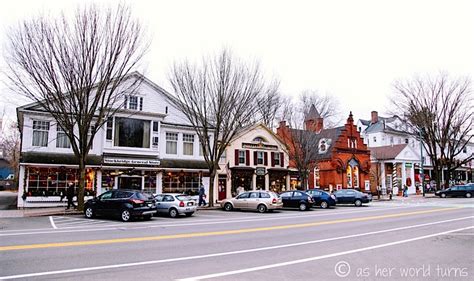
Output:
264 152 268 166
254 151 258 165
280 152 284 167
245 150 250 166
234 149 239 165
271 152 275 167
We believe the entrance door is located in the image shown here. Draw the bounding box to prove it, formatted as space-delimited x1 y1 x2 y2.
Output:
218 176 227 200
118 176 142 190
256 175 265 190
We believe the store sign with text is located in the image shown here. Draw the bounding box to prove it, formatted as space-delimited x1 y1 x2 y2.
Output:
104 158 160 166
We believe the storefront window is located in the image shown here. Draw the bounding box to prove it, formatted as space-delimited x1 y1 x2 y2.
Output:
162 171 202 195
26 167 95 196
114 117 150 148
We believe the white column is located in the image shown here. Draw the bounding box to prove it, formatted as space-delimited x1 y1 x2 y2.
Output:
113 174 118 189
96 170 102 195
213 173 218 202
252 174 257 190
380 162 386 189
409 163 415 194
156 172 163 194
264 173 270 191
401 161 407 192
141 176 145 191
17 165 26 208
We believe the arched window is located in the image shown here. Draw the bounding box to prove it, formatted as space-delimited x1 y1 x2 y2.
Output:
353 166 359 188
252 136 266 143
346 165 352 188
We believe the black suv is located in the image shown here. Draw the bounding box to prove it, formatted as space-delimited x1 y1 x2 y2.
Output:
84 190 157 221
435 184 473 198
280 191 314 211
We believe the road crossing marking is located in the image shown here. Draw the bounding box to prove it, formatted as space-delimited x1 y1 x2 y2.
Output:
0 207 460 252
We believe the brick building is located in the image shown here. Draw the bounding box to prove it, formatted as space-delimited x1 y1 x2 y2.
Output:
277 105 373 192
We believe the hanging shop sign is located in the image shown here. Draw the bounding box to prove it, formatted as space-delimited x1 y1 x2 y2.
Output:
255 167 266 176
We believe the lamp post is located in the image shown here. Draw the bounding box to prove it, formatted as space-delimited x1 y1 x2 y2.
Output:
419 128 425 197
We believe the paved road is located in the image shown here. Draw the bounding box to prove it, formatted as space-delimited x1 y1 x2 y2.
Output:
0 198 473 280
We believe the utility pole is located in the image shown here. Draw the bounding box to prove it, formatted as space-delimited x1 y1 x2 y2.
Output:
419 128 425 197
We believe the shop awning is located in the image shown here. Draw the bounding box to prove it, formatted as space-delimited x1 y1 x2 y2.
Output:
21 152 102 166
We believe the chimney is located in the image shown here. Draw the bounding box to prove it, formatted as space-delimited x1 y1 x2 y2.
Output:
371 111 378 124
277 120 287 136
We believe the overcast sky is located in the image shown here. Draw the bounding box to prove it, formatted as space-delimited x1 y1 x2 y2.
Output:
1 0 473 126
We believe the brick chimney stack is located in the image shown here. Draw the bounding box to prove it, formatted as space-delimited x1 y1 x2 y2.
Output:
371 111 378 124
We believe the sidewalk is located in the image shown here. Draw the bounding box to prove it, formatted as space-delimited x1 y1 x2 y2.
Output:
373 193 438 202
0 207 82 218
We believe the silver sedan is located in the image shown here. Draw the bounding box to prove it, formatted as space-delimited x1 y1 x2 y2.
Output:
154 193 197 218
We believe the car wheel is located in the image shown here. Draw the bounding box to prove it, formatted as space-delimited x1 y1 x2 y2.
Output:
144 215 152 220
320 201 328 209
354 199 362 207
299 203 307 211
224 203 233 211
84 207 94 219
121 209 131 222
185 212 194 217
169 208 178 218
441 193 446 198
257 204 267 213
466 193 472 198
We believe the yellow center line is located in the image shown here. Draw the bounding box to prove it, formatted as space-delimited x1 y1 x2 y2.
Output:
0 208 460 251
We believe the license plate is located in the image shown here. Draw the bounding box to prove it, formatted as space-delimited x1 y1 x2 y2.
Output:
186 208 190 211
147 203 152 207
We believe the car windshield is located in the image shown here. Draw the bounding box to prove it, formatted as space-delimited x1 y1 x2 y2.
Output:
176 195 192 201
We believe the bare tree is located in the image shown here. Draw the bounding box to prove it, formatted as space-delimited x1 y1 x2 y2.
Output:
391 73 473 188
0 122 21 187
4 4 148 210
255 81 282 129
277 116 321 190
299 90 342 128
168 50 278 206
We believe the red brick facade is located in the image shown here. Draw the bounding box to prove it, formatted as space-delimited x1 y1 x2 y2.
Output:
277 112 372 192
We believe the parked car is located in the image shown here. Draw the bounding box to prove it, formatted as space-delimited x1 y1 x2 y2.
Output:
84 190 156 222
306 189 337 209
280 191 314 211
154 193 197 217
221 191 283 213
333 189 372 206
435 185 473 198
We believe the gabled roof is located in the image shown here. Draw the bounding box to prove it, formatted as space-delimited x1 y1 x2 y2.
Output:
232 122 288 150
369 144 408 160
304 104 321 121
289 126 344 160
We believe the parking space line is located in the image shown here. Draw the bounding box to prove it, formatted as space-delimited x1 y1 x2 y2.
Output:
0 216 471 280
48 217 57 230
0 207 459 251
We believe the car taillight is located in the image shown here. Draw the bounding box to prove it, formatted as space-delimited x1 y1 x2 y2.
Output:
179 201 185 207
130 199 144 205
272 198 277 204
